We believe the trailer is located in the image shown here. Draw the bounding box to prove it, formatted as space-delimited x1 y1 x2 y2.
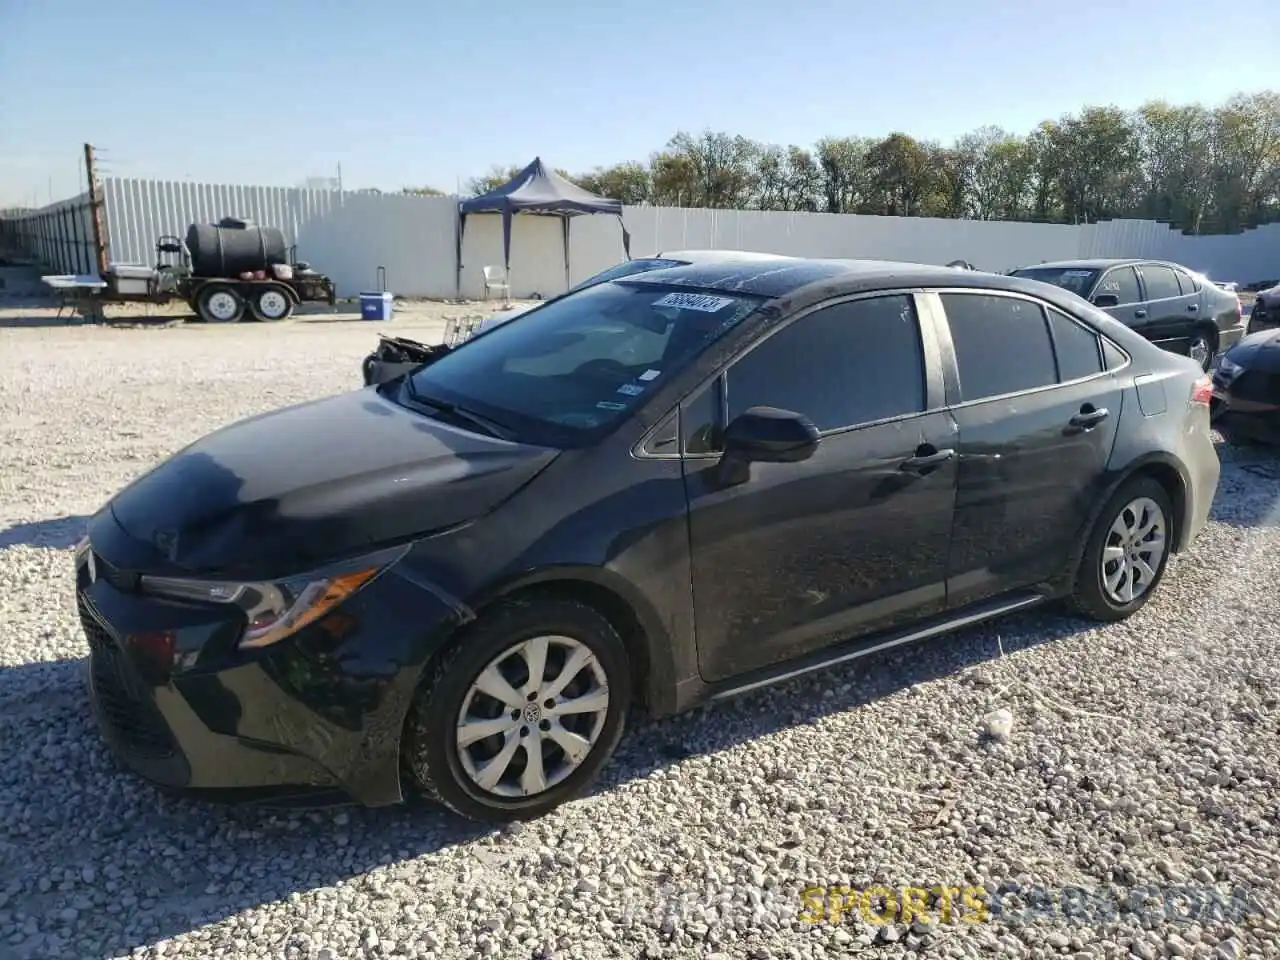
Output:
41 217 336 324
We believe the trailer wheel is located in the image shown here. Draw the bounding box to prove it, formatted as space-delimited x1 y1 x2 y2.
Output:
196 284 245 323
249 285 295 322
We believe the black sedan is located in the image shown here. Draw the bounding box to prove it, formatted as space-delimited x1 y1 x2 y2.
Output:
75 259 1220 822
1009 258 1247 371
1211 326 1280 445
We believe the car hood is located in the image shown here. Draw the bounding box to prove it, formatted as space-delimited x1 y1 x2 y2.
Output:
1225 327 1280 373
107 387 558 578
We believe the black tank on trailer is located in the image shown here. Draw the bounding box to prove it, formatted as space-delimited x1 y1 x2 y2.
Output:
185 217 288 279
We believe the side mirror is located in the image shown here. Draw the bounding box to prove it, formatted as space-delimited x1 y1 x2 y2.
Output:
722 406 820 464
1092 293 1120 308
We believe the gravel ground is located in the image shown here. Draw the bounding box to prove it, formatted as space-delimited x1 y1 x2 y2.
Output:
1 300 1279 960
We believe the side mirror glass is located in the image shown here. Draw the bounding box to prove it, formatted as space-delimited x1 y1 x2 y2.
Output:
1092 293 1120 308
722 406 820 464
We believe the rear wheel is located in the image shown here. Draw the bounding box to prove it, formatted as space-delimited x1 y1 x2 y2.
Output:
401 596 631 822
195 284 245 323
1188 329 1216 371
248 285 294 322
1066 475 1173 622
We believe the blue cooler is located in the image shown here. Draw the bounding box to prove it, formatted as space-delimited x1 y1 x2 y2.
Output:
360 291 393 321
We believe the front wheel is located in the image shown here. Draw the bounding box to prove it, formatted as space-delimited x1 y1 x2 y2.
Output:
401 596 631 822
1066 476 1174 622
195 284 245 323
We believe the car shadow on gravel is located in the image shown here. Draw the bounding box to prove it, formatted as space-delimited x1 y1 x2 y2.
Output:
0 515 91 549
0 604 1089 959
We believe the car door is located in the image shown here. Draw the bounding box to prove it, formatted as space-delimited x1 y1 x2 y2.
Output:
1136 262 1199 356
923 289 1124 610
680 292 959 684
1090 264 1149 335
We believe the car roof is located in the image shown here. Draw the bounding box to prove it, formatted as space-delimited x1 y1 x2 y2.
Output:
1015 259 1143 271
654 249 797 263
622 257 1033 300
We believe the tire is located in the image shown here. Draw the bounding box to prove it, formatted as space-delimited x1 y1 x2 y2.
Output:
1188 329 1216 372
401 595 631 822
195 284 245 323
248 285 294 322
1066 475 1174 622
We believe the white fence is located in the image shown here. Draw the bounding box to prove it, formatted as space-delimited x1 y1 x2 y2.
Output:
7 177 1280 299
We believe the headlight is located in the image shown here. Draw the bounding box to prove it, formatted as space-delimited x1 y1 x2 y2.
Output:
138 544 409 649
1218 357 1244 381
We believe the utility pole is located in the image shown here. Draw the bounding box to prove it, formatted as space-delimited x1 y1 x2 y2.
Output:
84 143 109 275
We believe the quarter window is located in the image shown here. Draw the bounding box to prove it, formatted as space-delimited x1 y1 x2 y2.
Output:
682 381 722 454
941 293 1057 401
1047 308 1103 381
1094 266 1142 306
1141 264 1181 301
724 295 926 433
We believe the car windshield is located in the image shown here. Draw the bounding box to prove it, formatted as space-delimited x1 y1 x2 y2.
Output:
400 280 764 447
1011 266 1100 297
569 258 686 291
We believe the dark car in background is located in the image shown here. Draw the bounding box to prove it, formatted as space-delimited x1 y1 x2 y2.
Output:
75 258 1219 822
1010 258 1247 371
1212 325 1280 445
1249 282 1280 332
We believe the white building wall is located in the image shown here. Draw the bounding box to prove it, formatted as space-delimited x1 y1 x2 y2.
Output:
7 177 1275 298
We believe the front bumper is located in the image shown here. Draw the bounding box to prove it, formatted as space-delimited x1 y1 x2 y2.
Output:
75 523 462 807
1212 364 1280 447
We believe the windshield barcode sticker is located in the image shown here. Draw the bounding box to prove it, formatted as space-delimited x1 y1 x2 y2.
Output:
617 383 645 396
654 292 736 313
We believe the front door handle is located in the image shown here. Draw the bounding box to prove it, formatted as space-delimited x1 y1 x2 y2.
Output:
1187 303 1199 312
1068 407 1110 430
1134 309 1148 319
900 447 956 473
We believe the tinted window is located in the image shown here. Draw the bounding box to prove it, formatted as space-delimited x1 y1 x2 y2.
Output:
1141 264 1181 301
1047 308 1103 381
1010 267 1100 298
1094 266 1142 305
1174 269 1200 295
726 295 925 432
682 381 722 454
406 282 762 447
941 293 1056 401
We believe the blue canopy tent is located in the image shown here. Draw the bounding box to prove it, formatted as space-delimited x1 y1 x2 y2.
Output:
454 157 630 297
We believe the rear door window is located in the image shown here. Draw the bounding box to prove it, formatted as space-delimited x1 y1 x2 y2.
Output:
940 293 1058 401
1140 264 1182 301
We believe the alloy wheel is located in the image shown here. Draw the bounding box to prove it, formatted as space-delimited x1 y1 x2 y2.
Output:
455 635 610 799
1101 496 1167 605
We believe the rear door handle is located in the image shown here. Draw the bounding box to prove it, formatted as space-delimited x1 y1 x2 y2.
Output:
900 448 956 473
1188 303 1199 312
1069 407 1110 429
1134 309 1148 319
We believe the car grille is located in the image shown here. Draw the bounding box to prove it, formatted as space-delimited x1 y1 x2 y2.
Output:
78 595 177 761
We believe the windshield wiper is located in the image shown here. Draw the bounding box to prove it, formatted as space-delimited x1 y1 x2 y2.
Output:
401 377 516 441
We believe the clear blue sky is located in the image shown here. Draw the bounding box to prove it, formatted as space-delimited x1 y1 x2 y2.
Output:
1 0 1273 207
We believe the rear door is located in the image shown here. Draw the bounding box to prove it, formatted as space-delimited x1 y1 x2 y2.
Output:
681 292 959 683
1092 264 1150 335
1136 262 1199 356
924 289 1124 609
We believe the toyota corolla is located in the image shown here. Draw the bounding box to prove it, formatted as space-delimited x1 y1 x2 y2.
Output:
75 258 1219 821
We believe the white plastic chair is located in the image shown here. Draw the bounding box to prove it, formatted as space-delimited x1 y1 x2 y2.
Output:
482 265 511 302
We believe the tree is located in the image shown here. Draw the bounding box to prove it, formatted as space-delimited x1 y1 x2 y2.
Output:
402 185 445 196
572 162 651 204
455 89 1280 234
